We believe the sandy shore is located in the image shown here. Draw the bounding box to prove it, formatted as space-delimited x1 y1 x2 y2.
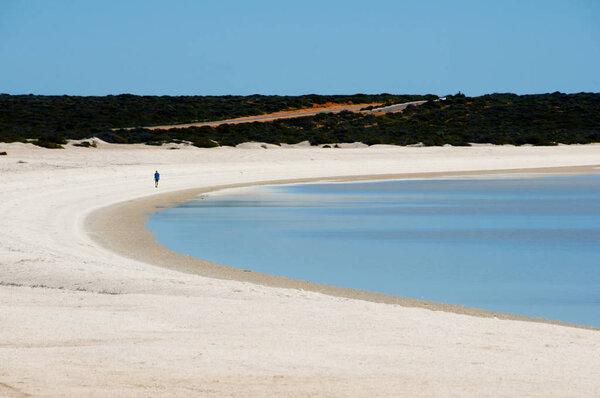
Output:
88 165 600 328
1 142 600 397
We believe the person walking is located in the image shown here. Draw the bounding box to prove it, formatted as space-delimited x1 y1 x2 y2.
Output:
154 170 160 188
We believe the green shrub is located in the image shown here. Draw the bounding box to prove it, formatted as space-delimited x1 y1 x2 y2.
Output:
309 132 333 145
32 140 64 149
364 136 383 146
73 140 97 148
192 137 219 148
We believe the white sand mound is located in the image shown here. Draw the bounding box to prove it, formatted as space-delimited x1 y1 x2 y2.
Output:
236 141 281 149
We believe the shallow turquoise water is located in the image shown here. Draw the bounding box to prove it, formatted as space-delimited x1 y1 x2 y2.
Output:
148 175 600 327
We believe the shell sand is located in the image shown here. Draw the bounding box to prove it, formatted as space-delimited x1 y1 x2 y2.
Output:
1 142 600 397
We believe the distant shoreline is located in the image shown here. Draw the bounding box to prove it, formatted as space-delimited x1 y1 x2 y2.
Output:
86 164 600 330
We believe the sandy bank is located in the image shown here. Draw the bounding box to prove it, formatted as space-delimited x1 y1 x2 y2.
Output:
1 142 599 397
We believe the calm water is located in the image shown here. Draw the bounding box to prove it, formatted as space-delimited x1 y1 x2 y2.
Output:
148 175 600 327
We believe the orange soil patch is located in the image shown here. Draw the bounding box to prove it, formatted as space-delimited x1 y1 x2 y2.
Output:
251 103 379 117
311 101 354 108
146 103 381 130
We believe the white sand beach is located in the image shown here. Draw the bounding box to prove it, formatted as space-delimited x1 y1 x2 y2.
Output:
1 142 599 397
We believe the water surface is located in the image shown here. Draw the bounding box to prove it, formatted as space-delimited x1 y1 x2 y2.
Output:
148 175 600 327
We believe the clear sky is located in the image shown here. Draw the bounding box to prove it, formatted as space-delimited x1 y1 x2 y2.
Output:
1 0 599 96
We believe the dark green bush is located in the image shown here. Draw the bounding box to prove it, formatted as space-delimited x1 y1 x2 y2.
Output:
73 140 96 148
32 140 64 149
192 137 219 148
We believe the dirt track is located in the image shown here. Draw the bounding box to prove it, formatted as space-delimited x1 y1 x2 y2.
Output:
121 99 433 131
145 103 377 130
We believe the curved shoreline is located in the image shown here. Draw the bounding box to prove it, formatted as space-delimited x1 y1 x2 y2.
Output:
86 165 600 330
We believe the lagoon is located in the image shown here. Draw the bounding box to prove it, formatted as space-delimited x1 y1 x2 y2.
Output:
148 175 600 327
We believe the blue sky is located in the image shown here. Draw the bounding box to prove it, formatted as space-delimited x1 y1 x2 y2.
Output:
1 0 599 96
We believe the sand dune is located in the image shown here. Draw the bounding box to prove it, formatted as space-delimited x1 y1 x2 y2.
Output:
1 142 599 397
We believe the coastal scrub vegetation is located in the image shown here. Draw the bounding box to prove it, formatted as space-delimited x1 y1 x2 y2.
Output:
1 92 599 147
0 93 426 143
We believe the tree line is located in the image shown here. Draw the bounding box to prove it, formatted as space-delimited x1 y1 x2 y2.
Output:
0 93 429 145
1 92 598 147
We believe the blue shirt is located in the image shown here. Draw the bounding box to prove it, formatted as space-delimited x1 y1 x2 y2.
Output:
154 172 160 180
